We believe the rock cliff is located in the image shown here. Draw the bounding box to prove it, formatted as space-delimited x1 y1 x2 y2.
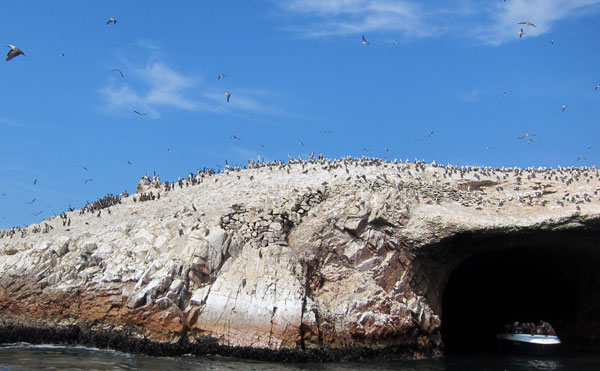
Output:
1 157 599 360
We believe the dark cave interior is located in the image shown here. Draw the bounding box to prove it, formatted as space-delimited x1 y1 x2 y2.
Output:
441 243 600 354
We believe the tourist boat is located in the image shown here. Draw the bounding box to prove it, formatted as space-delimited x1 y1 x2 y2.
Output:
497 321 561 355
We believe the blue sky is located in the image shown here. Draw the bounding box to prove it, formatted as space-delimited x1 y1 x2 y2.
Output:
1 0 599 228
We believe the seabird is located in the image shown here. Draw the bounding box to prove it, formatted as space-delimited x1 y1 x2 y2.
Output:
127 160 133 165
59 53 65 57
577 156 587 161
84 178 93 184
518 21 536 27
528 138 534 145
485 146 491 150
258 144 264 148
362 35 370 45
32 211 43 216
134 110 147 116
518 133 536 139
106 18 117 25
6 45 25 61
586 145 592 150
503 92 507 98
25 198 36 204
384 147 390 152
230 135 241 141
519 28 524 38
595 85 599 90
218 74 226 80
428 131 434 137
224 91 231 102
299 141 304 146
550 40 555 45
33 179 37 185
111 69 124 77
79 165 88 171
562 105 568 111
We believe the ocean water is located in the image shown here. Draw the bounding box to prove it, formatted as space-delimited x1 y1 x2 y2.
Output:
1 343 599 370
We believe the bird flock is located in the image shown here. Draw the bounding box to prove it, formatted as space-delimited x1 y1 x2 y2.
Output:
1 8 598 229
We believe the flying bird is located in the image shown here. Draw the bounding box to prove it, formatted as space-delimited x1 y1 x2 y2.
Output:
519 29 525 38
134 110 147 116
503 91 507 98
25 198 36 205
258 144 264 148
528 138 534 145
111 69 124 77
218 74 226 80
562 105 568 111
6 45 25 61
550 40 555 45
230 135 241 141
518 21 536 27
485 146 491 150
518 133 536 139
106 18 117 25
33 179 38 185
595 85 599 90
59 53 65 57
224 91 231 102
32 211 43 216
323 130 332 134
428 131 434 137
84 178 93 184
577 156 587 161
79 165 88 171
384 147 390 152
586 145 592 150
127 160 133 165
362 35 370 45
299 141 304 146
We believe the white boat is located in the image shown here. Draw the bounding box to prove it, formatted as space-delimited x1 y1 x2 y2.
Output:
497 321 561 355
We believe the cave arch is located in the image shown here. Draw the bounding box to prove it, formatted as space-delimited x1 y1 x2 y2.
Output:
415 220 600 354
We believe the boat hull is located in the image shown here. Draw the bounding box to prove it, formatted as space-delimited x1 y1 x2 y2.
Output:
497 333 561 356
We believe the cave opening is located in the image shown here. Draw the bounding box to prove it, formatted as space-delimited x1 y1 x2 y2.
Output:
440 242 600 354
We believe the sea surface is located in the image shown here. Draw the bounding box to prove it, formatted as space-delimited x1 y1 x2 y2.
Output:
1 343 599 370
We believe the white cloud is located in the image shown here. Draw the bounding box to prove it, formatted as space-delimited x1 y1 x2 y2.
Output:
99 58 279 119
472 0 600 45
0 116 34 128
98 61 204 119
277 0 600 45
279 0 434 38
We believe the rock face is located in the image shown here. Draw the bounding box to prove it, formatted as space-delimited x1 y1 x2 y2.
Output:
1 157 600 360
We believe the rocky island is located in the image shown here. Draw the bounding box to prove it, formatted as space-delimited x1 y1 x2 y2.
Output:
1 156 599 361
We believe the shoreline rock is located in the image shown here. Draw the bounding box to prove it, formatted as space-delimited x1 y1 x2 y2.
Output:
2 157 600 360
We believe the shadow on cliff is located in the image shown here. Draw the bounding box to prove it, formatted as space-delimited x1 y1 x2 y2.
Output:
411 217 600 355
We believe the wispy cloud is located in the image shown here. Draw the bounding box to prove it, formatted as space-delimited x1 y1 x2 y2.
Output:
278 0 434 38
98 47 278 119
0 116 34 128
458 88 481 104
471 0 600 45
98 61 206 119
277 0 600 45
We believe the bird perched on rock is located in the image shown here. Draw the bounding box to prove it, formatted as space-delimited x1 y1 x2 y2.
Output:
6 45 25 61
224 91 231 102
518 21 536 27
106 18 117 25
562 105 568 111
362 35 370 45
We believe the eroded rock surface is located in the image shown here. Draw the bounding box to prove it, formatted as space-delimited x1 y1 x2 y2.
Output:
1 158 600 360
